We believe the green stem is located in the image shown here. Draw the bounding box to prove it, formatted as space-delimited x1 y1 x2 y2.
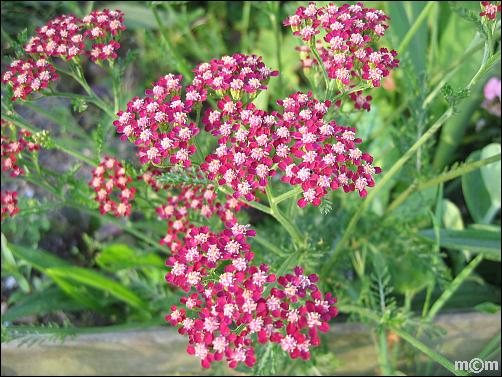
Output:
310 42 330 99
392 327 468 376
266 186 305 247
426 254 483 320
273 186 302 204
340 304 469 377
1 112 97 167
56 66 115 118
398 2 435 53
421 282 434 318
377 327 393 376
253 234 287 257
386 153 501 214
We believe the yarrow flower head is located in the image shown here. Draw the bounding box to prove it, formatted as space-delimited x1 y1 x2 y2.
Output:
201 99 278 201
114 74 203 168
165 223 338 369
24 14 87 60
480 1 501 21
1 190 19 220
284 2 399 93
2 9 126 102
275 92 381 206
200 90 380 208
192 54 278 102
1 119 40 177
23 9 126 61
89 157 136 217
1 58 58 101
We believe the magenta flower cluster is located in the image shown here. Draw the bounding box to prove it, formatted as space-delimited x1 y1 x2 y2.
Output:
0 119 41 221
1 120 40 178
284 2 399 103
114 74 201 168
2 9 126 102
192 54 278 101
89 157 136 217
201 91 381 207
1 58 58 101
165 223 338 369
24 9 125 61
1 190 19 220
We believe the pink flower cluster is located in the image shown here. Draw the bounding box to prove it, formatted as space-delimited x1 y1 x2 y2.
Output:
276 92 380 206
1 120 41 222
192 54 278 101
24 9 125 62
89 157 136 217
284 2 399 89
1 58 58 101
165 223 338 369
201 99 278 201
1 121 40 177
1 191 19 220
2 9 126 102
114 74 201 168
480 1 501 20
200 91 380 207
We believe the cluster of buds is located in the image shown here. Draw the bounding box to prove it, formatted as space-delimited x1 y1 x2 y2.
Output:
89 157 136 217
480 1 501 20
165 224 338 369
1 58 58 101
114 74 201 168
192 54 278 101
1 191 19 220
1 120 40 177
284 2 399 97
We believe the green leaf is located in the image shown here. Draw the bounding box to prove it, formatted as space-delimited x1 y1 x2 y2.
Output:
462 150 494 223
5 243 112 310
480 143 501 209
420 228 501 261
442 200 464 230
7 243 70 270
96 244 164 272
2 287 86 322
45 267 148 310
1 233 16 266
475 302 501 314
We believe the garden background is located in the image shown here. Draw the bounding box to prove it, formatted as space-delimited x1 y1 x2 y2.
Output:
1 1 501 376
